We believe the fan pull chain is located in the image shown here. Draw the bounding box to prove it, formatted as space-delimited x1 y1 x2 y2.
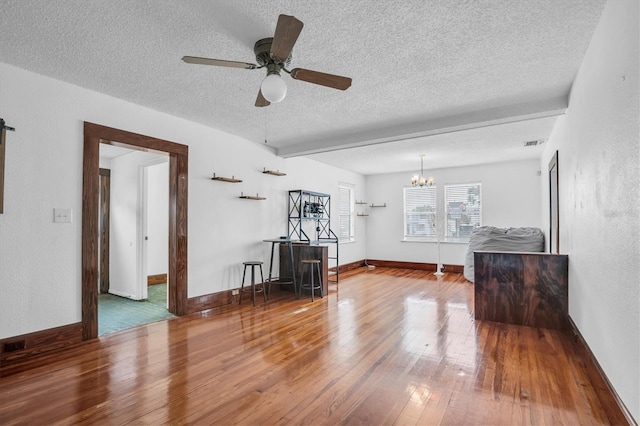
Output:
264 108 268 144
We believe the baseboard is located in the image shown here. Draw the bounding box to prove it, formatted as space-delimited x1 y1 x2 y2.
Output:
108 288 142 300
0 322 83 366
328 260 366 273
568 316 636 425
187 289 235 314
365 259 463 273
148 273 167 286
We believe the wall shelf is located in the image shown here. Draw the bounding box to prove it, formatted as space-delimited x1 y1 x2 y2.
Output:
262 167 286 176
357 213 369 217
239 192 266 200
369 203 387 208
211 173 242 183
355 200 367 205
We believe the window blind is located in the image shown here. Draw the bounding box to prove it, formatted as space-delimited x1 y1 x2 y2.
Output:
444 183 481 242
403 186 437 239
338 185 353 240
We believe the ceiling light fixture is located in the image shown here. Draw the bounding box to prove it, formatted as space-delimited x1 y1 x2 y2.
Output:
411 154 434 187
260 71 287 103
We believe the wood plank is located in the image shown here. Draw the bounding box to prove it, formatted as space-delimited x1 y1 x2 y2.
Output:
0 269 630 425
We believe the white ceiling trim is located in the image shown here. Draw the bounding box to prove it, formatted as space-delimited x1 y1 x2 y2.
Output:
277 96 567 158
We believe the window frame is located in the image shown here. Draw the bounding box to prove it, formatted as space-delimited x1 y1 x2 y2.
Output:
337 183 355 243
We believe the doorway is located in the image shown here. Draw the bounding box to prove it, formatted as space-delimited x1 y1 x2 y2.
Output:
82 122 189 341
97 145 172 335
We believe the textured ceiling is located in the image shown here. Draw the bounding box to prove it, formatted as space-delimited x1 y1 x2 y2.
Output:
0 0 606 174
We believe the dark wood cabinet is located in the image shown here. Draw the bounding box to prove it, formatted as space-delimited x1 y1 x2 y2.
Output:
474 251 569 331
279 243 329 297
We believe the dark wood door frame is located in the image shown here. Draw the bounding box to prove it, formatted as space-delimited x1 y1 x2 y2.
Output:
99 168 111 294
82 122 188 341
549 150 559 254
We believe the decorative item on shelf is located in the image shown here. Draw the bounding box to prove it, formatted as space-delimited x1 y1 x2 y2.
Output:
262 167 286 176
211 173 242 183
411 154 434 187
239 192 266 200
369 203 386 208
303 200 324 218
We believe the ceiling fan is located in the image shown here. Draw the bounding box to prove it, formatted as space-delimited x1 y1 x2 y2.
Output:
182 14 352 107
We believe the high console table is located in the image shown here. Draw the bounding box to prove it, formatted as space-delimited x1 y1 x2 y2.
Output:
474 251 569 331
279 242 329 297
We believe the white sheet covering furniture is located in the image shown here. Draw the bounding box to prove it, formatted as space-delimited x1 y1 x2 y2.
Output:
464 226 545 282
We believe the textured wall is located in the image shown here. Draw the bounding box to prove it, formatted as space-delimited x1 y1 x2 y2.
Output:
0 62 366 338
540 0 639 420
365 159 542 266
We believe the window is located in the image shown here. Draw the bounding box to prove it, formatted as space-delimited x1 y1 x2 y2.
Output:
403 186 437 240
445 183 481 242
337 184 354 242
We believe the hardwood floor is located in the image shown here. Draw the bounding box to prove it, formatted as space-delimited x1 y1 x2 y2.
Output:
0 268 627 425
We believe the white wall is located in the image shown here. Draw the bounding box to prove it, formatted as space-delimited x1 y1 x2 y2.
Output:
365 159 542 265
146 161 169 277
540 0 639 420
0 61 366 338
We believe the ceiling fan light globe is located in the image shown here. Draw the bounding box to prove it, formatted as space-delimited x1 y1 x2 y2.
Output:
261 73 287 103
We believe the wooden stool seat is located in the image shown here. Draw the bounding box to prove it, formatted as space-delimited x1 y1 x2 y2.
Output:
299 259 323 301
240 261 266 306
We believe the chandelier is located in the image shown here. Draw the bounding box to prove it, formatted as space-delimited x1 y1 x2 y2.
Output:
411 154 434 187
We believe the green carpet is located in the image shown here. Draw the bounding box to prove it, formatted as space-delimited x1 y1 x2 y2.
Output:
98 284 175 336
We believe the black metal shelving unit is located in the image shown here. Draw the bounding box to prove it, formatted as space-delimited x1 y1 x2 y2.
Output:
288 190 339 283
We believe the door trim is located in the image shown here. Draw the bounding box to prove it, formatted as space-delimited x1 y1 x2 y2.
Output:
82 122 189 341
99 168 110 294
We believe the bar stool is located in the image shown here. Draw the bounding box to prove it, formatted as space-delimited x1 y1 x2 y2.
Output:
299 259 323 301
240 261 266 306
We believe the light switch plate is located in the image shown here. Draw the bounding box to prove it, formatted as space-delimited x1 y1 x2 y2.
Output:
54 208 72 223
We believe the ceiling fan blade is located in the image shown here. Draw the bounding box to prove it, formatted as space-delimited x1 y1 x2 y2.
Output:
290 68 352 90
270 14 303 61
182 56 257 69
255 90 270 107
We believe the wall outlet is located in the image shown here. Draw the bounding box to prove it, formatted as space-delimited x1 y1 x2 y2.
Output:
4 339 26 352
54 208 72 223
231 289 239 296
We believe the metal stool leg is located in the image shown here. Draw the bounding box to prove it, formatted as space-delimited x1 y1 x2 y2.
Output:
260 264 266 303
239 264 247 305
299 266 305 300
251 265 256 307
308 263 314 302
316 262 323 298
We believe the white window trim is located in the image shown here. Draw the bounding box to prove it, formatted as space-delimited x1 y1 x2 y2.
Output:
337 183 355 243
